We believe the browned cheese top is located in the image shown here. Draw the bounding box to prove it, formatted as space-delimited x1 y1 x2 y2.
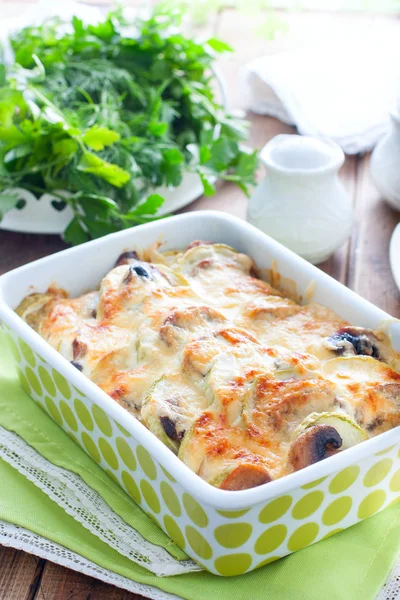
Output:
16 242 400 490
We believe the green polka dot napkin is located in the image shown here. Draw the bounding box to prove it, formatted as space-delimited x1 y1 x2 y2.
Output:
0 329 399 600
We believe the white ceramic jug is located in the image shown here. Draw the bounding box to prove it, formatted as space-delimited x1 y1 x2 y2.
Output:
370 110 400 211
247 135 353 264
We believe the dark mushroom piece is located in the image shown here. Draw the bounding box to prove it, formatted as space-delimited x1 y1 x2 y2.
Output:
288 424 343 472
72 338 87 361
326 326 381 359
123 261 153 284
220 464 272 491
114 250 139 267
70 361 83 371
160 415 185 443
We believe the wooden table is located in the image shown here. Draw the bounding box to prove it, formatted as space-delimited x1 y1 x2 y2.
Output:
1 4 400 599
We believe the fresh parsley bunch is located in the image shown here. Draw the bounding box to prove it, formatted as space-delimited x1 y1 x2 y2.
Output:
0 5 258 244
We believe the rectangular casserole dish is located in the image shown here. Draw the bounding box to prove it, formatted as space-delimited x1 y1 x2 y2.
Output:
0 210 399 577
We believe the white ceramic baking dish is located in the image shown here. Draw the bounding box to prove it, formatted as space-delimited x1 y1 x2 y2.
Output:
0 211 399 576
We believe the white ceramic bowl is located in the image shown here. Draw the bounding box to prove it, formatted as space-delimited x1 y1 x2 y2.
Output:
0 211 400 576
370 110 400 211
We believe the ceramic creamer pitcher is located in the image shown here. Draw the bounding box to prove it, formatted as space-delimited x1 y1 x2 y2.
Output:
247 135 353 264
370 109 400 211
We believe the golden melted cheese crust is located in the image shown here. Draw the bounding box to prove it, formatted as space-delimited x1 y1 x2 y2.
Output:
16 242 400 490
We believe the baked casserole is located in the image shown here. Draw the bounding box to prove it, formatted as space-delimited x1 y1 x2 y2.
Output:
16 241 400 490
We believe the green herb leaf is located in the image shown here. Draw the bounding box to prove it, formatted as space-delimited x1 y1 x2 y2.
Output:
82 126 121 151
0 126 27 147
200 173 216 196
129 193 164 216
72 16 85 37
85 218 118 238
63 216 90 245
52 138 78 156
236 149 259 181
78 152 131 187
4 144 32 163
0 65 6 87
163 148 184 165
149 121 168 137
206 138 238 172
79 193 118 219
88 18 115 43
206 38 233 53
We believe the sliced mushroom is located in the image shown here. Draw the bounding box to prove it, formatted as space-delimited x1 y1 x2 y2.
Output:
123 261 153 283
70 360 83 371
288 424 343 471
219 464 272 491
114 250 139 267
295 412 368 450
326 326 381 359
159 415 184 443
122 259 181 287
72 337 88 360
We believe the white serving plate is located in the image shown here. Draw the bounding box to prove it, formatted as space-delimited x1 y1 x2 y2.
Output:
1 211 400 576
0 172 205 234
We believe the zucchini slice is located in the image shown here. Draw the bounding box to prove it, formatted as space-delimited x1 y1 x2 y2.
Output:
176 243 248 278
323 357 400 433
155 264 190 287
182 327 258 381
322 356 397 383
159 305 226 348
203 344 277 424
241 295 299 321
174 243 255 305
15 293 54 330
243 375 337 434
141 373 206 454
294 411 368 449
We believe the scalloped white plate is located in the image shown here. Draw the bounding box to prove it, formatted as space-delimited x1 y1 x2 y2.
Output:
0 172 206 235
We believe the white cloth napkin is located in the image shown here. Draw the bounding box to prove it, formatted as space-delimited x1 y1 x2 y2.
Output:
243 45 400 154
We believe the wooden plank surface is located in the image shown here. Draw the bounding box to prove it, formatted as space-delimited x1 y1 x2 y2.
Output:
0 4 400 600
0 548 45 600
33 562 144 600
